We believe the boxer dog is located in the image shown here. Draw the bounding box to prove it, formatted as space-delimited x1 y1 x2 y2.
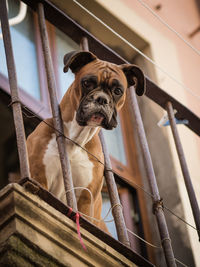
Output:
27 51 145 232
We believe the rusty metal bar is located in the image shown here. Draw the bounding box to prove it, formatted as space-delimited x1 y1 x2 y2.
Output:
80 36 89 51
99 131 130 247
37 3 77 210
80 37 130 247
0 0 30 179
166 101 200 240
129 88 176 266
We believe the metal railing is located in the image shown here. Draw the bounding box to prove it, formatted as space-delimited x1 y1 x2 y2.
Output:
37 2 77 211
1 0 200 266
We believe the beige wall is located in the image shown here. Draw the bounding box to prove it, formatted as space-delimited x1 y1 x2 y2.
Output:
94 0 200 265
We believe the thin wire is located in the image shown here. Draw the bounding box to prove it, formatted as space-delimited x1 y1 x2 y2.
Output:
21 105 199 234
136 0 200 57
127 229 189 267
79 210 114 223
65 186 94 218
164 205 200 233
115 172 154 199
79 204 121 223
72 0 200 102
175 258 190 267
64 186 189 266
128 229 189 267
64 186 117 223
127 228 161 249
65 186 161 247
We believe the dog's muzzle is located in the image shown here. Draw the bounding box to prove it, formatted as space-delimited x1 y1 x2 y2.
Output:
76 91 117 130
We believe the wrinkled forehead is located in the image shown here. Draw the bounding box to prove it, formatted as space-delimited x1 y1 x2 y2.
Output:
78 59 128 87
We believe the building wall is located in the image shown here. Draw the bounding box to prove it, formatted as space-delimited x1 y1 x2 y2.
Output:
93 0 200 266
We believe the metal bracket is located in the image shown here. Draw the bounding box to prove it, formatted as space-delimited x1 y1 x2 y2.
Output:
153 198 164 214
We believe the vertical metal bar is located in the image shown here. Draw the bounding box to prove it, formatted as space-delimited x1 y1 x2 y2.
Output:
0 0 30 179
166 101 200 240
99 131 130 247
80 36 89 51
80 37 130 247
129 88 176 266
37 3 77 210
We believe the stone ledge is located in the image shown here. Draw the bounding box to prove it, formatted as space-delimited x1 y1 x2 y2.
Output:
0 183 154 266
0 234 66 267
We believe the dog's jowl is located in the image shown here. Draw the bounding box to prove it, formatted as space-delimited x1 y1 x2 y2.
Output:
27 51 145 232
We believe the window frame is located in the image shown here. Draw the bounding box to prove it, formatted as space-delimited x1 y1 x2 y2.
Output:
0 7 52 119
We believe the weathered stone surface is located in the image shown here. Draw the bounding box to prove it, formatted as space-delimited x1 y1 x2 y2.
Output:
0 235 65 267
0 183 137 267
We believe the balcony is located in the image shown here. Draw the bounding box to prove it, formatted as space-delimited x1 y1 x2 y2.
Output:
0 180 153 267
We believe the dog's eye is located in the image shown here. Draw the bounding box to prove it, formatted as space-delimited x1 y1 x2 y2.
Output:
113 88 122 95
82 79 96 90
83 80 90 87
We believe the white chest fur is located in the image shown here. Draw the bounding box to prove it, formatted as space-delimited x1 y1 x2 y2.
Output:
43 115 98 204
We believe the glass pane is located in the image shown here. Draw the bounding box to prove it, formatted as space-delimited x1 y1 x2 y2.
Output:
0 0 40 100
101 192 118 239
103 116 127 165
55 28 79 97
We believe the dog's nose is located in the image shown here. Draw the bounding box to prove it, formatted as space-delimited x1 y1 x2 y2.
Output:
96 96 108 105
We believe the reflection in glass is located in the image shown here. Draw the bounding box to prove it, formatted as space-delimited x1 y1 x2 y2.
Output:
0 0 40 100
55 28 79 98
101 192 118 239
103 116 127 165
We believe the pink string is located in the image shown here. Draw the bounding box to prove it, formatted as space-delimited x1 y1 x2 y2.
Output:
75 213 87 251
67 207 73 217
66 208 87 251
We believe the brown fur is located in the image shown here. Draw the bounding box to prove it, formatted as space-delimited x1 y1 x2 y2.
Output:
27 52 145 233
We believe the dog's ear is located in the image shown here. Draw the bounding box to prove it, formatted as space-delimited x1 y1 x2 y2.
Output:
120 64 146 96
63 51 97 73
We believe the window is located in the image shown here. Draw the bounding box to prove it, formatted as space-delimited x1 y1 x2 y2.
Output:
54 27 79 100
0 0 79 118
101 192 118 239
0 0 40 99
103 115 127 165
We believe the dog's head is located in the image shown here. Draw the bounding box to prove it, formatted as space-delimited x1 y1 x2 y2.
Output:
63 51 145 130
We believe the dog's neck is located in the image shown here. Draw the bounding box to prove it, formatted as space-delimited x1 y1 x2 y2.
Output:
63 113 99 148
60 84 99 148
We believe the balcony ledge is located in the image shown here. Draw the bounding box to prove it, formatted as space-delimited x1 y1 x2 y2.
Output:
0 181 154 266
